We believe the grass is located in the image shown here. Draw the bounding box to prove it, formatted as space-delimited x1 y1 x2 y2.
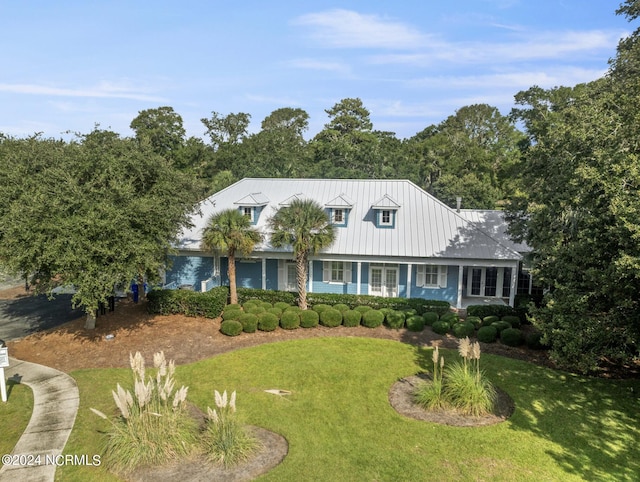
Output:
0 381 33 466
42 338 640 481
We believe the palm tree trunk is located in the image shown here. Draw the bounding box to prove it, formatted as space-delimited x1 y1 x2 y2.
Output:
296 253 308 310
228 249 238 305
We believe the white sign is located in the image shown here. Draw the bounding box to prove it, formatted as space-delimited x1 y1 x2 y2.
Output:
0 348 8 368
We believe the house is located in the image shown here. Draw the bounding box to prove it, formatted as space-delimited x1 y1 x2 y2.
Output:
165 178 529 308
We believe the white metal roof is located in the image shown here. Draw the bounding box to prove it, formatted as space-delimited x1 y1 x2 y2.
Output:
178 178 522 262
457 209 531 254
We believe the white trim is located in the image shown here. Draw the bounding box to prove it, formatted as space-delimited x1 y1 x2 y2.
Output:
368 264 398 298
356 262 362 295
457 265 464 309
309 260 313 292
406 263 412 298
261 258 267 290
509 261 518 307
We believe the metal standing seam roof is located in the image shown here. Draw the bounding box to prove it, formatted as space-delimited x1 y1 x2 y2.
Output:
177 178 522 261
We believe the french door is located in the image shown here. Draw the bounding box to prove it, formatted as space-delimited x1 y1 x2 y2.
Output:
370 264 398 298
467 267 511 298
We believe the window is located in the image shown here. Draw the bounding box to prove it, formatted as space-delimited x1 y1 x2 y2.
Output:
323 261 351 283
381 210 391 225
333 209 343 223
242 207 253 221
416 265 447 288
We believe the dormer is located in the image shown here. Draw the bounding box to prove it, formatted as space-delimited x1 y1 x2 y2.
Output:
372 194 400 229
233 192 269 225
279 193 304 207
325 194 354 227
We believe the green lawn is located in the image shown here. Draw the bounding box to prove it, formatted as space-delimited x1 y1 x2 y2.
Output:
57 337 640 481
0 380 33 465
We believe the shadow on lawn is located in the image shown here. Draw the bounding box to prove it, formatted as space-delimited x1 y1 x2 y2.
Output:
410 342 640 481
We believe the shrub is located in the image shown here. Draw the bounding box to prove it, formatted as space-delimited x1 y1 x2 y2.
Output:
242 301 258 311
320 309 343 327
299 309 319 328
379 307 394 317
385 310 406 329
342 310 362 327
477 326 498 343
466 304 517 319
274 301 292 311
222 308 242 321
452 321 475 339
354 305 373 314
406 315 425 332
220 320 243 336
226 303 241 310
90 352 195 472
465 316 482 329
501 315 521 328
403 308 418 316
202 390 258 467
267 307 283 319
431 320 450 335
525 330 548 350
257 312 279 332
279 310 300 330
245 306 266 315
361 309 384 328
147 287 228 319
238 313 258 333
440 312 459 324
333 303 350 312
414 346 445 411
236 288 296 306
312 303 332 314
491 320 512 334
422 312 439 326
284 305 301 312
482 315 500 326
259 301 273 310
500 328 524 347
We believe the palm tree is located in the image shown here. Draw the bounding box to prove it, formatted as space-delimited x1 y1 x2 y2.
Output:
269 199 336 310
201 209 262 304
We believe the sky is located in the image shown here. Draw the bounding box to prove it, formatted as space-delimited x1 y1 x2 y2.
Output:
0 1 632 141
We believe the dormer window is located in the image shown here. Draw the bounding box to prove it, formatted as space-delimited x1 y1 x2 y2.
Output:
372 194 400 229
333 209 344 224
243 206 253 220
233 192 269 226
380 210 391 225
325 193 354 228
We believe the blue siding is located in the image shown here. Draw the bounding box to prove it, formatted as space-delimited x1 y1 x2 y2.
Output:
266 259 279 290
410 265 458 303
235 260 262 289
310 261 357 295
398 264 407 298
166 255 214 291
361 263 370 295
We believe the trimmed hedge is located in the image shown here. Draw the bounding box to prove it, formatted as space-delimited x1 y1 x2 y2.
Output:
385 310 406 329
267 307 283 318
333 303 350 312
299 309 319 328
501 328 524 346
257 312 279 331
452 321 475 339
312 304 332 314
431 320 450 335
525 330 548 350
467 304 518 319
222 308 243 321
147 287 228 319
406 315 425 332
279 310 300 330
320 309 343 327
342 310 362 327
422 312 439 326
362 309 384 328
482 315 500 326
491 320 512 334
501 315 521 328
238 313 258 333
477 325 498 343
237 288 296 305
220 320 243 336
466 316 482 329
274 301 292 311
354 305 373 314
440 312 459 324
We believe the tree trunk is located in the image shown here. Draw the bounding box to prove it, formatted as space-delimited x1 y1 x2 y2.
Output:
85 311 96 330
296 253 308 310
228 250 237 305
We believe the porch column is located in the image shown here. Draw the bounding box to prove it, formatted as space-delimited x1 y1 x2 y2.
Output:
261 258 267 290
457 265 464 309
356 262 362 295
406 263 412 299
308 260 313 292
509 261 518 307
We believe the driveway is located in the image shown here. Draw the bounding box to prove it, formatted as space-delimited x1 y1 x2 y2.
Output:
0 293 84 341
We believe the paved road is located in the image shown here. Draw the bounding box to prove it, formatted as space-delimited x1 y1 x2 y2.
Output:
0 293 84 341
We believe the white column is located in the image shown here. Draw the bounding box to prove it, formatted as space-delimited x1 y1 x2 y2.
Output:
496 267 505 299
357 262 362 295
261 258 267 290
457 265 464 309
509 261 518 307
406 263 412 299
308 260 313 292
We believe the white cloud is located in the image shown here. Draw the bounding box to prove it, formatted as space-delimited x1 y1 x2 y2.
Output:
0 81 166 102
293 9 429 49
285 58 351 73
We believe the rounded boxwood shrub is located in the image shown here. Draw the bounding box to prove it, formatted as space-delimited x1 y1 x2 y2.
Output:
226 303 242 311
242 301 258 311
525 330 547 350
379 307 394 317
482 315 500 326
440 312 459 324
362 309 384 328
299 309 319 328
257 312 279 332
465 316 482 329
452 321 475 338
354 305 373 314
267 307 283 318
491 320 512 334
342 310 362 327
220 320 243 336
259 301 273 309
406 315 425 332
238 313 258 333
312 303 332 314
285 305 301 313
431 320 450 335
500 328 524 346
222 308 242 321
385 310 406 329
274 301 292 311
333 303 350 313
246 306 266 315
477 325 498 343
403 308 418 317
320 309 343 327
501 315 521 328
422 312 439 326
279 310 300 330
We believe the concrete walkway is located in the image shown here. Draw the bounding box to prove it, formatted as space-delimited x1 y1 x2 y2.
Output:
0 357 79 482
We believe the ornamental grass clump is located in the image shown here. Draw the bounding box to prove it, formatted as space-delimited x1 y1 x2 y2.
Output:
202 390 259 467
90 351 196 473
414 346 446 411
